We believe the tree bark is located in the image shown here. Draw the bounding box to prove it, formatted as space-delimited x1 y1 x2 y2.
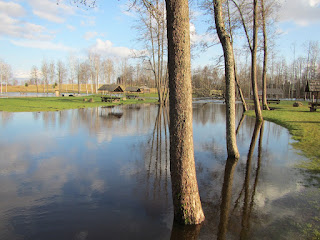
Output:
165 0 205 225
213 0 240 159
261 0 270 110
251 0 263 121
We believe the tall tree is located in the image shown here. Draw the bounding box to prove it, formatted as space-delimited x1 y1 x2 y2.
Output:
30 66 39 94
135 0 168 105
213 0 240 158
251 0 263 120
166 0 205 225
232 0 263 120
261 0 270 110
57 60 67 93
41 60 49 94
49 61 56 89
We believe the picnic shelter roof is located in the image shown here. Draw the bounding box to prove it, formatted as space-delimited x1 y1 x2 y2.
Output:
305 80 320 92
98 84 124 92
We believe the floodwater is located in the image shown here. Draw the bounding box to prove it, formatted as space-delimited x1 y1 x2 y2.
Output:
0 102 318 240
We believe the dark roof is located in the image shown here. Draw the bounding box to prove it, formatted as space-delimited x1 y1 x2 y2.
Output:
305 80 320 92
98 84 124 92
125 86 141 92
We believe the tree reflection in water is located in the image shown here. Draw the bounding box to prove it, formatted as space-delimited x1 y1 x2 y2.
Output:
218 120 264 240
145 106 170 204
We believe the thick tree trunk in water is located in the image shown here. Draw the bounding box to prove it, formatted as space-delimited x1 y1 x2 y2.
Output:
261 0 270 110
165 0 205 225
251 0 263 121
213 0 240 159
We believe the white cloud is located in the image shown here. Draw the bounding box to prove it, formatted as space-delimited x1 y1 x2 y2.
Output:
81 17 96 26
67 25 76 31
278 0 320 26
0 13 52 40
89 39 145 58
28 0 75 23
11 40 74 51
83 31 98 40
0 1 25 17
190 22 217 45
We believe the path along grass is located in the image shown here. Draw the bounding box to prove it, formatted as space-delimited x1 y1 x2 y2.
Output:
246 100 320 172
0 95 157 112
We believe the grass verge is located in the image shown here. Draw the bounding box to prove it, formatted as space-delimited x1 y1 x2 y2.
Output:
246 100 320 172
0 95 158 112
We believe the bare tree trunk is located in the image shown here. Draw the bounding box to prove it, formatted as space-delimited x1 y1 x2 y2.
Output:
226 0 247 112
166 0 205 225
251 0 263 121
261 0 270 110
213 0 240 159
234 64 248 112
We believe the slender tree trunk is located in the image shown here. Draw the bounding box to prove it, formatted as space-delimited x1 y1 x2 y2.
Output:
251 0 263 121
261 0 270 110
226 0 247 112
166 0 205 225
213 0 240 159
234 64 248 112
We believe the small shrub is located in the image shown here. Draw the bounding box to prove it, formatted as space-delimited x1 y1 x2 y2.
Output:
25 82 29 87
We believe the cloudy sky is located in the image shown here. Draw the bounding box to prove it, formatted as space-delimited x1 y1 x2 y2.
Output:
0 0 320 80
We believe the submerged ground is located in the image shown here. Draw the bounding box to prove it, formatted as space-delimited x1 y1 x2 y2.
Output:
0 101 319 239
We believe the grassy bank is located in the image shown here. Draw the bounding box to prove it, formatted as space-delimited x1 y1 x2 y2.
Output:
246 100 320 172
0 95 158 112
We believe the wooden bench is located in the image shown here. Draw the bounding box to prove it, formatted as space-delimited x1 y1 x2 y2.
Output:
126 95 138 99
101 96 121 103
267 99 280 104
308 102 320 112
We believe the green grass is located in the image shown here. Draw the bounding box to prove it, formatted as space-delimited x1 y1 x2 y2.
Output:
246 100 320 172
0 95 158 112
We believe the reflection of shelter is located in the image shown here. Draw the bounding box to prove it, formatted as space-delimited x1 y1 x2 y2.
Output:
305 80 320 111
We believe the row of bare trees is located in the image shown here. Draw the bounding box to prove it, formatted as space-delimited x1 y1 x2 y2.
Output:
0 59 12 94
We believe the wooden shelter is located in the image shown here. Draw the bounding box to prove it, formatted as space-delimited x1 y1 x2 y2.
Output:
305 80 320 97
125 86 143 93
305 80 320 111
139 86 150 93
98 84 124 93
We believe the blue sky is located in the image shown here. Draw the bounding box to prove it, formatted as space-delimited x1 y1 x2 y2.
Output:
0 0 320 81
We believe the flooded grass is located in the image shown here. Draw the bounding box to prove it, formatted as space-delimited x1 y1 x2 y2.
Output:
246 100 320 172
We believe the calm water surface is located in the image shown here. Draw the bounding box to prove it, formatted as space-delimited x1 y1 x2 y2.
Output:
0 102 319 240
